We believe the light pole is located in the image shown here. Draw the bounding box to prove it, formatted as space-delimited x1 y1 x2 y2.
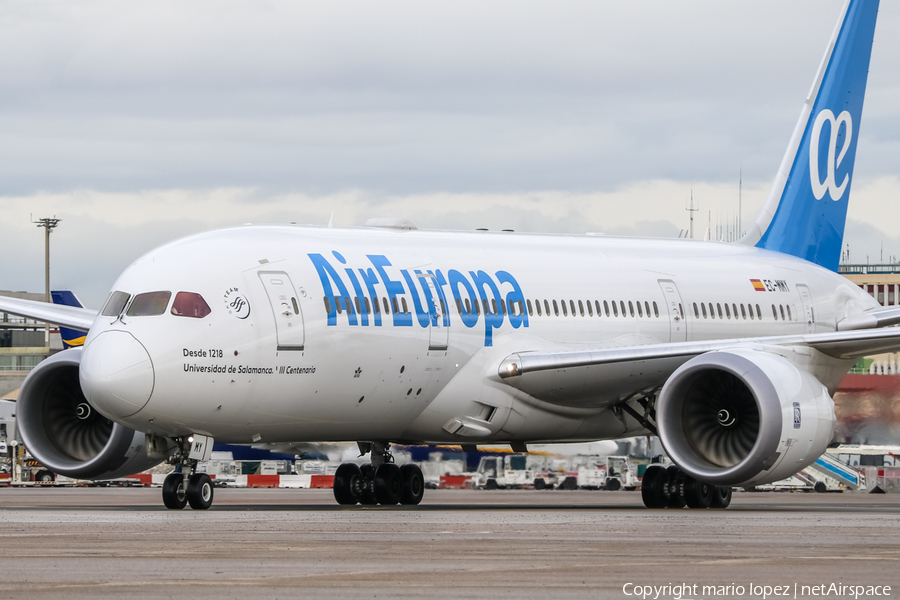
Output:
31 215 61 346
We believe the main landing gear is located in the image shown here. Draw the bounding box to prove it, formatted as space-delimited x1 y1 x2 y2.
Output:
162 437 214 510
641 464 732 509
333 442 425 506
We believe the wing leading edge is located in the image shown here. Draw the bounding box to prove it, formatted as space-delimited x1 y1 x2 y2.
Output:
0 296 96 332
498 327 900 408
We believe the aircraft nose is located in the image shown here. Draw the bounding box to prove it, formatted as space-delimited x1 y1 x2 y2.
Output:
80 331 155 419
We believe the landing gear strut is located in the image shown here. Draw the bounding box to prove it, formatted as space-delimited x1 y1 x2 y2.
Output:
333 442 425 506
641 464 731 509
162 435 215 510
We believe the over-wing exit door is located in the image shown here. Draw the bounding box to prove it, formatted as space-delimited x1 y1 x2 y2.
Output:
259 271 305 351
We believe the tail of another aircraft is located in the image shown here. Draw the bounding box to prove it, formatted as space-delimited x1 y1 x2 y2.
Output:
741 0 879 272
50 290 87 348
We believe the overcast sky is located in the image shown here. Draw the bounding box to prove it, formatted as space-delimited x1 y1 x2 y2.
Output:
1 1 898 308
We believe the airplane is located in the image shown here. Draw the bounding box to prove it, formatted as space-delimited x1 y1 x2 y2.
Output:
0 0 894 510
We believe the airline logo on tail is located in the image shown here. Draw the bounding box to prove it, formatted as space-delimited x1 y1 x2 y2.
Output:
810 109 852 201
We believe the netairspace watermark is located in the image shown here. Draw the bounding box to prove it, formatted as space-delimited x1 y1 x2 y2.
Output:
622 583 892 600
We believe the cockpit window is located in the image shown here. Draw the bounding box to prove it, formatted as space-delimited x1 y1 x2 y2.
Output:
171 292 211 319
100 291 131 317
126 291 172 317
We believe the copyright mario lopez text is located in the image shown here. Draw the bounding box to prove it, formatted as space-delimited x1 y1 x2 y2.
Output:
622 582 892 600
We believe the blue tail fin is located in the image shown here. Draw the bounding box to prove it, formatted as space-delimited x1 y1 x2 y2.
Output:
51 290 87 348
745 0 879 271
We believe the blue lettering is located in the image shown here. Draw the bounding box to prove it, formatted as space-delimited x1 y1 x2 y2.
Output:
345 268 368 326
401 270 432 328
308 253 357 326
470 270 504 346
358 268 382 326
448 270 478 329
368 255 412 327
497 270 528 329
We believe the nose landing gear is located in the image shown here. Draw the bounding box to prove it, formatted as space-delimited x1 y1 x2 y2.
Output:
641 464 732 509
333 442 425 506
161 435 215 510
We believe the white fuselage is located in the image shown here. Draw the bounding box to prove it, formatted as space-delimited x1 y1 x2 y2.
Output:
80 225 875 445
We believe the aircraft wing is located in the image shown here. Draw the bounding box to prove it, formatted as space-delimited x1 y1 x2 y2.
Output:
498 327 900 407
837 306 900 330
0 296 96 332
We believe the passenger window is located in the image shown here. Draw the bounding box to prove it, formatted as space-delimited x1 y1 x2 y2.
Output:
620 301 626 317
636 301 642 318
543 300 550 316
693 303 699 318
355 297 361 314
787 305 792 321
756 304 762 319
732 304 738 319
724 304 731 319
603 300 610 317
780 305 786 320
702 303 708 318
336 297 344 314
612 301 618 317
587 301 593 317
372 297 380 314
708 303 715 319
527 299 533 316
464 298 471 314
678 304 684 318
645 301 651 317
772 305 778 320
291 297 300 315
392 298 399 314
552 300 559 316
492 299 499 315
402 298 409 314
126 291 171 317
569 300 576 316
595 300 602 316
324 296 332 314
364 297 371 314
578 300 585 316
628 301 634 317
653 301 658 318
101 291 131 317
535 300 542 316
383 298 390 315
717 303 723 319
562 301 568 317
740 304 746 319
474 299 481 315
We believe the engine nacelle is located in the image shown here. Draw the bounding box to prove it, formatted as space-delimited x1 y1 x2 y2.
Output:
657 348 835 487
17 348 165 480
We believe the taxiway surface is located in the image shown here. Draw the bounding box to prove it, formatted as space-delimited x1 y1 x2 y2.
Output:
0 488 897 599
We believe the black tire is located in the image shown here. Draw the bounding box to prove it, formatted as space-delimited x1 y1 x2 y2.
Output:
374 464 403 505
641 465 667 508
358 464 378 505
814 481 827 494
35 470 55 483
562 477 578 491
485 478 498 490
665 466 686 508
533 478 546 490
710 485 733 509
162 473 187 510
605 478 622 491
400 464 425 505
187 473 214 510
333 463 362 505
683 476 713 509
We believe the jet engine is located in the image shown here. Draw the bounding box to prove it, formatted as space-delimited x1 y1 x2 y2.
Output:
17 348 165 479
657 348 835 488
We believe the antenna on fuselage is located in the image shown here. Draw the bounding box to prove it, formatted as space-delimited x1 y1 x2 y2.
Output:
327 212 335 228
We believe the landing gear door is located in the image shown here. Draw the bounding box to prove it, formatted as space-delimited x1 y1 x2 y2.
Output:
259 271 305 351
658 279 686 342
797 283 816 334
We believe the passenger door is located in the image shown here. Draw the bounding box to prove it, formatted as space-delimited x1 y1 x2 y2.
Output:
258 271 305 350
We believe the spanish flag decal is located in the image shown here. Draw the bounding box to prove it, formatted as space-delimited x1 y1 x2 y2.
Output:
750 279 766 292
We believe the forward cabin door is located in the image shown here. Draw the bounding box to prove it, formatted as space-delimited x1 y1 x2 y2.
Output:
258 271 305 351
658 279 686 342
421 274 449 351
796 284 816 334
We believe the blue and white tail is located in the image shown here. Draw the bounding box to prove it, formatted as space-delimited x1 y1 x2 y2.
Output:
742 0 879 272
50 290 87 348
